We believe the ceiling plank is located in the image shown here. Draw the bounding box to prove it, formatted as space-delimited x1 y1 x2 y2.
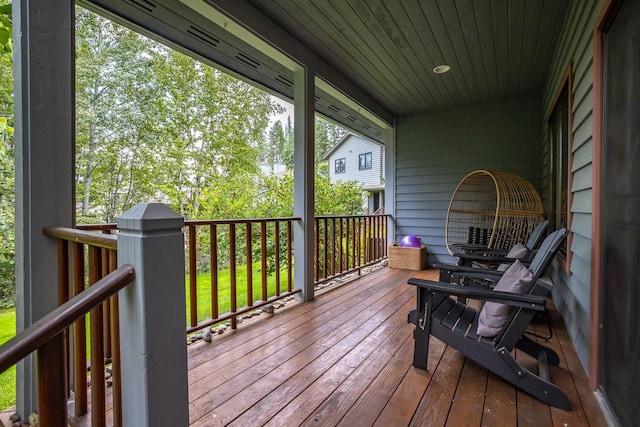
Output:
491 0 511 98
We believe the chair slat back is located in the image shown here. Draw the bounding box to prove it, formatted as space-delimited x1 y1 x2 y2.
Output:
492 228 568 349
525 220 549 250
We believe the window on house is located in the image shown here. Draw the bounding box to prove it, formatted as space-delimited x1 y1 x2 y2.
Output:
547 85 569 258
359 152 372 170
335 158 346 174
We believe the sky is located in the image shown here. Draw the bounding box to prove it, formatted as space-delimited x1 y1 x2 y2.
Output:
270 96 294 126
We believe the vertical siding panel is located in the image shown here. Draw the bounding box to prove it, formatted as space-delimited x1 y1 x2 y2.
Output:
541 0 604 372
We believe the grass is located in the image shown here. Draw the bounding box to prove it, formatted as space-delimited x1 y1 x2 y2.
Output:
0 262 290 410
0 308 16 411
185 262 292 324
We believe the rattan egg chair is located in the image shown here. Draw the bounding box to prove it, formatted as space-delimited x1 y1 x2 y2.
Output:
445 170 545 255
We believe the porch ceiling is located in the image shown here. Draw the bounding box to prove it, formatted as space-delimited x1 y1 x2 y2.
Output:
84 0 569 140
246 0 569 116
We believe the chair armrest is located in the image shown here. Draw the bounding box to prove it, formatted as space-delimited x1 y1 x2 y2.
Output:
407 278 546 311
456 253 523 264
433 263 505 279
459 247 509 256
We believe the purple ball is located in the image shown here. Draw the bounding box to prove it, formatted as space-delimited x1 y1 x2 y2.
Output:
400 235 422 248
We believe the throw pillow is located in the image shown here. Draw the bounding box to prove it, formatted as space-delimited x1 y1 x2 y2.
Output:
477 259 534 337
496 242 528 272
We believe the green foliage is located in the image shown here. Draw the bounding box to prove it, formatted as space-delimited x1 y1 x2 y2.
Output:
74 8 279 222
0 2 11 58
0 0 13 308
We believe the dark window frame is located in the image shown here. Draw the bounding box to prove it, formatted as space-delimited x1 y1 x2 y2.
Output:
335 158 346 174
359 152 372 170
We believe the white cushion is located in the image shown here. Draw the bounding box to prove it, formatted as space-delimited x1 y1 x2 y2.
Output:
496 242 528 272
477 259 534 337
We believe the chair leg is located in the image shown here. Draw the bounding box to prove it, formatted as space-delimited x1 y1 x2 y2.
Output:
411 288 433 370
494 347 571 410
516 334 560 366
524 310 554 341
413 327 430 370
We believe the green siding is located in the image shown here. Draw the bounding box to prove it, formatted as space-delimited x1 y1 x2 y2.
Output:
542 0 606 373
395 95 542 266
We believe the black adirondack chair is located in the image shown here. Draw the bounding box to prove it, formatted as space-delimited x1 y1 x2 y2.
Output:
454 219 549 257
407 228 570 410
439 220 550 282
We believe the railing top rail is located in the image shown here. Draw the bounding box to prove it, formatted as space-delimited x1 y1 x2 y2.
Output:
185 217 301 226
43 226 117 250
75 223 118 231
0 264 135 374
77 218 303 231
314 214 390 219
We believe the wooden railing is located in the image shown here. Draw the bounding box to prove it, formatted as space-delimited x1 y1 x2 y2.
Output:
76 214 389 334
183 218 300 333
41 226 124 426
314 214 388 284
0 264 134 425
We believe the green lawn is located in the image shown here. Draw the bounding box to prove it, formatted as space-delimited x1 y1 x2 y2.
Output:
185 262 291 324
0 263 290 410
0 308 16 411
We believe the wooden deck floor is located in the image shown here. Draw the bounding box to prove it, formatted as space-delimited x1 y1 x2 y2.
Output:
185 267 607 427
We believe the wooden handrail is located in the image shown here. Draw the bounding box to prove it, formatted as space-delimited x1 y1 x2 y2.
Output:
314 214 389 220
43 226 117 250
0 264 134 374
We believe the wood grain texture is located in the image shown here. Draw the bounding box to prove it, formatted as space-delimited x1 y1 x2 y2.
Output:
68 267 604 426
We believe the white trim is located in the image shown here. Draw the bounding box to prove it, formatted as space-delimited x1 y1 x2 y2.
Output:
180 0 301 72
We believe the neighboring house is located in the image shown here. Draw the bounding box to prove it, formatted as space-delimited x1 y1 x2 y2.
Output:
323 133 385 213
259 162 287 177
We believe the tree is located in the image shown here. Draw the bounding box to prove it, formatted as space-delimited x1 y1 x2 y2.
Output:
0 0 13 306
76 9 161 222
315 116 346 164
263 120 285 172
74 7 280 222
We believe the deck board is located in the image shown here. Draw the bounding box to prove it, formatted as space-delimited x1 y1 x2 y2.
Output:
183 266 606 426
0 267 608 427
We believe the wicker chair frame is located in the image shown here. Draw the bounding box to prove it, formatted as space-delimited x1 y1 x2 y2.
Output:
445 170 545 255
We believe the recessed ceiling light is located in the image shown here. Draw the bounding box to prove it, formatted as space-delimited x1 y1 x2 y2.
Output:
433 65 451 74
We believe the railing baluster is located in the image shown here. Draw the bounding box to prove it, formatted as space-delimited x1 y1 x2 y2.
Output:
101 248 111 361
37 332 67 424
72 242 87 417
314 218 320 282
210 224 218 320
287 221 293 292
56 240 70 398
275 221 280 296
323 218 328 279
338 218 344 274
246 223 253 307
229 224 237 329
89 246 106 427
188 225 198 327
109 247 123 427
261 222 268 301
110 293 122 427
351 218 356 272
330 218 336 277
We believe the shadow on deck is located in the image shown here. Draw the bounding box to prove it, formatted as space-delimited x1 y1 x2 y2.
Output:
185 267 606 426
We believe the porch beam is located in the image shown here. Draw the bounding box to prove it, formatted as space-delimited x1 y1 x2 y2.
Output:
13 0 75 418
195 0 394 128
384 125 396 245
293 66 315 302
